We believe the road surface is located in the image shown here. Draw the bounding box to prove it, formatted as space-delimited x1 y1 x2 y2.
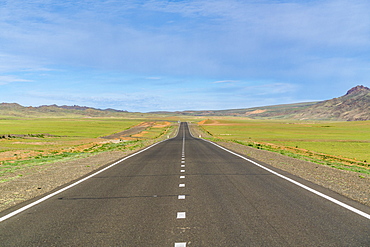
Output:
1 122 369 246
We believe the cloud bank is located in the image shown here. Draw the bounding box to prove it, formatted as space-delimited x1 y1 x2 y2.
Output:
0 0 369 111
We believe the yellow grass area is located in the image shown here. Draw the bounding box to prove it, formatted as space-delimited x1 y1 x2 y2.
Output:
152 121 171 128
131 131 149 138
0 138 119 163
131 121 172 138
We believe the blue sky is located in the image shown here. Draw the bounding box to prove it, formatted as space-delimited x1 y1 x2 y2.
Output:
1 0 370 112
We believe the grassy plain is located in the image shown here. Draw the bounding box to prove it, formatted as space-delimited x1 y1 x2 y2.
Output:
0 118 142 137
198 118 370 173
0 118 174 182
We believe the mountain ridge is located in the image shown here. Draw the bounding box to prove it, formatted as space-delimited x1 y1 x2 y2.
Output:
292 85 370 121
1 85 369 120
151 85 370 121
0 103 131 118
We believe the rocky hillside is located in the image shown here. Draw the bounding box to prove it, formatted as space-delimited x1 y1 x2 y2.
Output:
292 85 370 121
152 85 370 121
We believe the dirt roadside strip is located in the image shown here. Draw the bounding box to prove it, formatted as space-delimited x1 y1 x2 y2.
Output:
188 123 370 207
0 122 368 214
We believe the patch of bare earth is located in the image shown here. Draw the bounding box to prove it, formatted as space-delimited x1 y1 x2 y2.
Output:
189 123 370 207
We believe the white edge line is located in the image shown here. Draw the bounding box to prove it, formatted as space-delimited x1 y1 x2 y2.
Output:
0 135 175 222
200 139 370 220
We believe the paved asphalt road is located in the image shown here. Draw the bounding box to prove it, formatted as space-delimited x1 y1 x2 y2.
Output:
1 122 369 246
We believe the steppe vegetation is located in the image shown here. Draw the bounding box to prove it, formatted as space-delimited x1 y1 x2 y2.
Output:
198 118 370 174
0 118 174 182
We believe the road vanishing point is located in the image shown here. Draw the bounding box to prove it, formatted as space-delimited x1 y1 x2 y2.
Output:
0 122 369 246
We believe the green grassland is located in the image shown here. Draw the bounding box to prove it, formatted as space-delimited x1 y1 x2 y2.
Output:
0 118 142 154
0 118 175 182
0 118 142 138
199 118 370 173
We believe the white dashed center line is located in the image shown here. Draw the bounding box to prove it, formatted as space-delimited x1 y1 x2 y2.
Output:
176 126 188 247
175 242 187 247
177 212 186 219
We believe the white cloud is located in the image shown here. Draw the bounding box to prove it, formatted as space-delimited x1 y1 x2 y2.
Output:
0 53 51 73
0 75 32 85
1 0 370 110
2 0 370 78
23 91 165 112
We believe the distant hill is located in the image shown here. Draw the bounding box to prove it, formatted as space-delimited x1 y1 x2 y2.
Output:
1 85 369 120
153 101 319 119
152 85 370 121
0 103 131 118
291 85 370 121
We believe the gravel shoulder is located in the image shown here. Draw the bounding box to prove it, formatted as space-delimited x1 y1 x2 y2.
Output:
188 123 370 207
0 150 138 212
